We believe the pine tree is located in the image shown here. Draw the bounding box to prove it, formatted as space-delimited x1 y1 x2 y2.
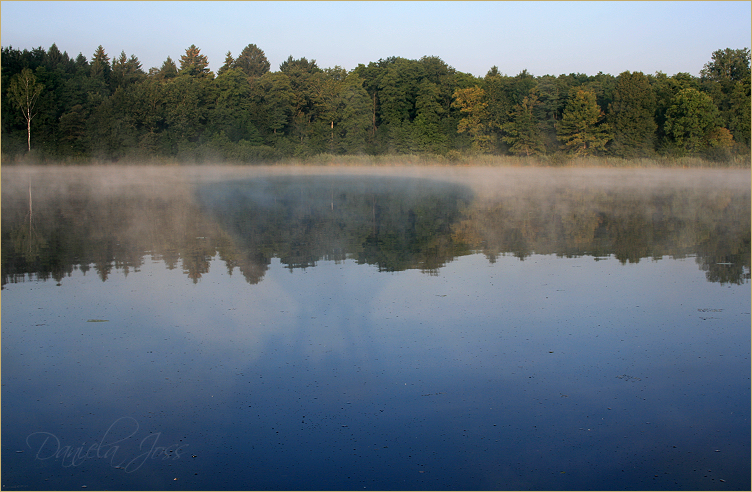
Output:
179 45 211 77
234 44 270 78
557 89 612 156
111 51 145 90
158 57 178 79
217 51 235 76
90 45 111 81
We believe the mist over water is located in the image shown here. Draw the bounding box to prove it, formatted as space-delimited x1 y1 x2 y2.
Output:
2 165 750 490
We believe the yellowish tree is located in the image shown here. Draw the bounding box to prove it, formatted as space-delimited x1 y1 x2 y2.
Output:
452 86 492 152
557 89 612 156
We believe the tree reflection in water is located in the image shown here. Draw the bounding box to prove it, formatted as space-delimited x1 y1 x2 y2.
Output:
1 167 749 287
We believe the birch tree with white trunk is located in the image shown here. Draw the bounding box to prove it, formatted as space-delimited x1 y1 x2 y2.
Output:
8 68 44 152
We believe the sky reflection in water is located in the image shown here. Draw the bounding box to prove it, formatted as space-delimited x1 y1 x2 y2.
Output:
1 166 749 490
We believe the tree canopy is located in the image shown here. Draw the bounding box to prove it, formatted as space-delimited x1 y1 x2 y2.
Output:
1 43 749 162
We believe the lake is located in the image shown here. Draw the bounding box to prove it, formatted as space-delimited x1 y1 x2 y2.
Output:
1 165 750 491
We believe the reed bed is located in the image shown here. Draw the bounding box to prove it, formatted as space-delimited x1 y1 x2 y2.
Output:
276 153 751 168
3 152 749 168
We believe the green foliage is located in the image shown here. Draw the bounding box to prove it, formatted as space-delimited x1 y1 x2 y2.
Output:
533 75 568 152
725 76 751 146
1 42 748 163
482 67 514 134
158 57 179 79
700 48 751 147
701 48 751 85
279 55 320 74
250 72 293 141
208 68 261 144
608 71 656 157
161 75 214 149
234 44 271 78
663 88 722 155
90 45 111 82
650 72 699 145
336 73 372 154
217 51 235 76
557 89 612 156
7 68 45 151
452 86 493 153
110 51 145 91
57 104 87 155
503 88 545 156
411 79 449 154
179 45 211 77
376 57 420 128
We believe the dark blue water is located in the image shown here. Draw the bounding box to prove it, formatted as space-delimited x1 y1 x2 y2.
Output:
2 166 750 490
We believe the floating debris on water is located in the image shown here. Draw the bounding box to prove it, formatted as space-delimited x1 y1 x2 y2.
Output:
616 374 641 382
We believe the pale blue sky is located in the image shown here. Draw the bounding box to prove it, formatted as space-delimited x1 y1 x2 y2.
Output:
1 1 749 78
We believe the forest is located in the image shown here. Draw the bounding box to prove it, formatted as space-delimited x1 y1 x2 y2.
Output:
1 43 750 164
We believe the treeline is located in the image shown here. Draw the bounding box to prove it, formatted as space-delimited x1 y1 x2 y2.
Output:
1 43 750 162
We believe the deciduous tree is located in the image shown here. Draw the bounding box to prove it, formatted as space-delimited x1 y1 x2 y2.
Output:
701 48 751 86
663 87 723 154
607 71 656 157
337 73 371 154
700 48 751 147
503 88 545 156
452 86 492 152
413 80 448 153
7 68 45 151
209 68 261 144
250 71 294 141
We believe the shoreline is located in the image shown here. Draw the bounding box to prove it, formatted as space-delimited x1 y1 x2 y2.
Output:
1 153 750 169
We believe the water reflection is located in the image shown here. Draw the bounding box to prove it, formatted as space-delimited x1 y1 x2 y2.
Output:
454 183 751 284
2 167 749 287
2 166 750 491
196 175 475 283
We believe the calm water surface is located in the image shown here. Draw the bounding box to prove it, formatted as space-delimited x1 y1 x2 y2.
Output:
1 166 750 491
